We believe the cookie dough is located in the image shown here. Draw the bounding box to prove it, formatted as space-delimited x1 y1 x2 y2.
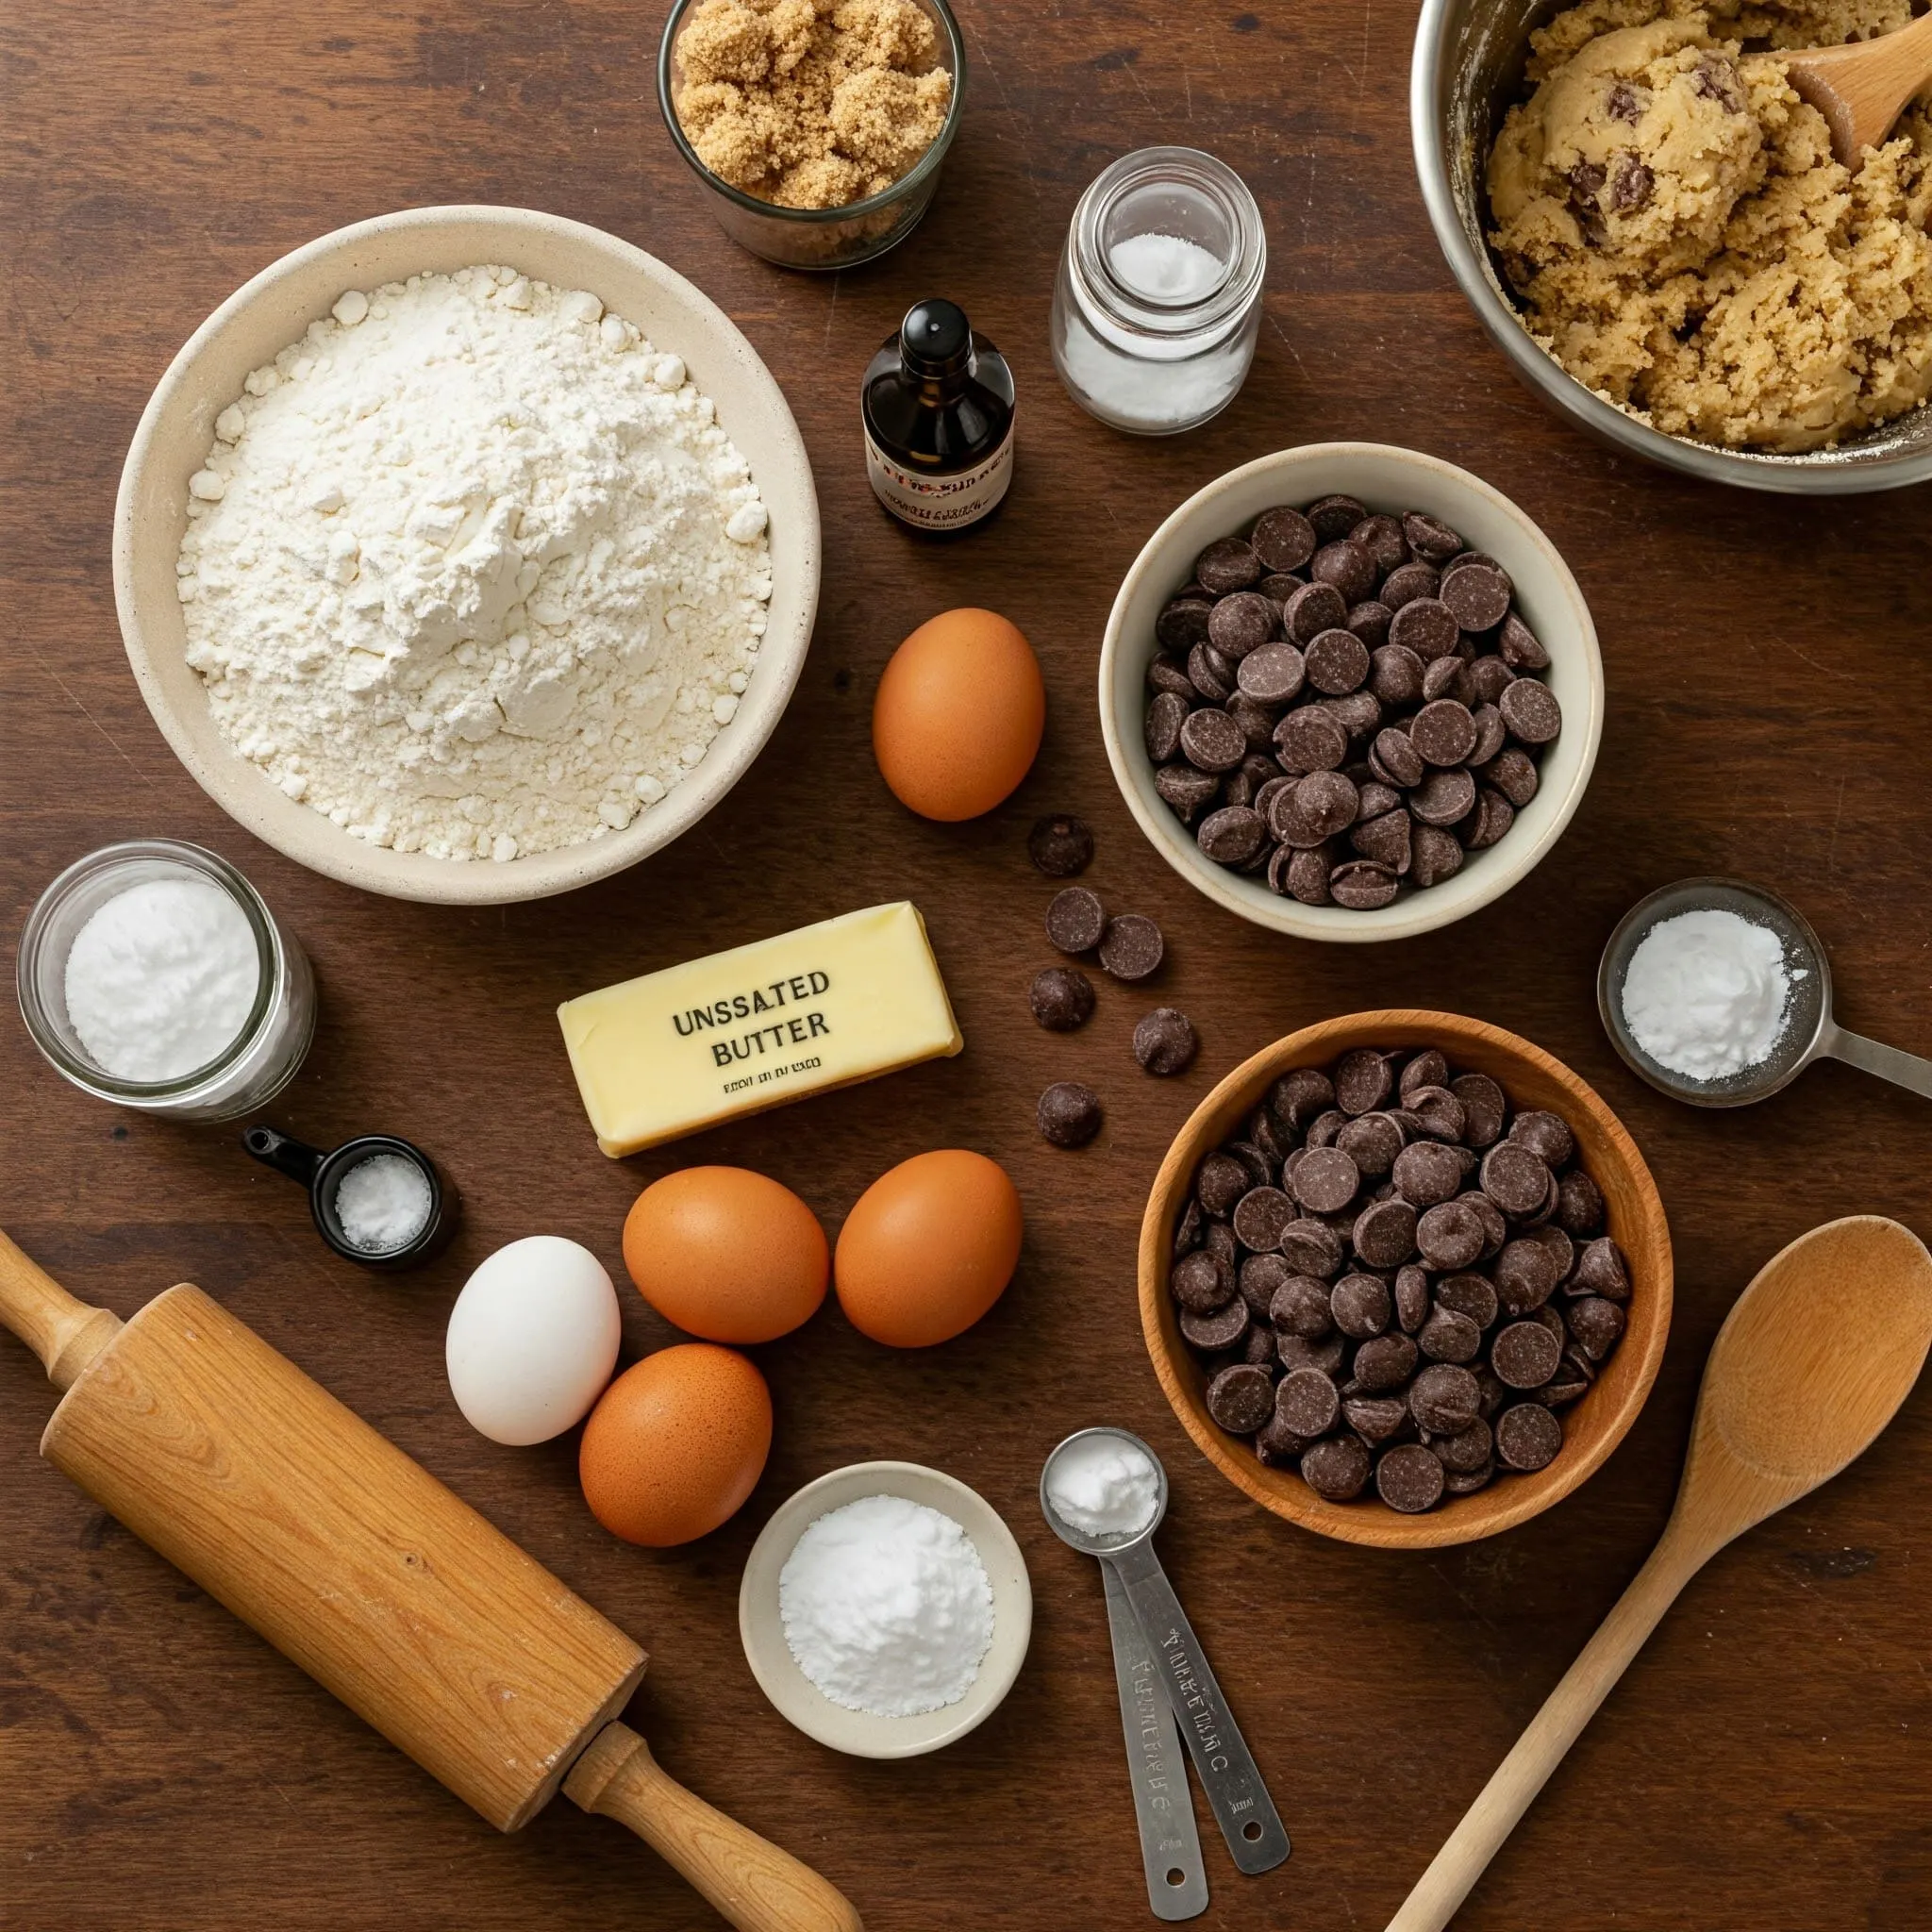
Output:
674 0 951 210
1487 0 1932 450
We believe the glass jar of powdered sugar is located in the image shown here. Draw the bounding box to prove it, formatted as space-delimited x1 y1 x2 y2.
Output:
17 840 315 1122
1051 146 1267 436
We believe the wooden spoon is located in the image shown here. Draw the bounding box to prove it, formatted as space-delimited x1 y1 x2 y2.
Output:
1386 1214 1932 1932
1785 12 1932 166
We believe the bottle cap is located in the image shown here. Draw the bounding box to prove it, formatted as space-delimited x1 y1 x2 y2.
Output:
899 298 973 380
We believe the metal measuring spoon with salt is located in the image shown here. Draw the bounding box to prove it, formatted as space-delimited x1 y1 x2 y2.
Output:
1040 1428 1288 1920
1598 876 1932 1107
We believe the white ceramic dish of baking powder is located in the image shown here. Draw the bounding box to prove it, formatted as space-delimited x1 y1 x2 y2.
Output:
738 1460 1032 1759
1098 442 1603 943
114 205 820 907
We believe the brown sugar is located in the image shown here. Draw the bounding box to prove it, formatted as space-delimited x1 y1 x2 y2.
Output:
674 0 952 210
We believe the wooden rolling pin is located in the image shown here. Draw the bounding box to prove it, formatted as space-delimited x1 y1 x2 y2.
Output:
0 1226 860 1932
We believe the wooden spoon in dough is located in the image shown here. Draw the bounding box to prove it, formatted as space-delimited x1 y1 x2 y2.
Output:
1384 1214 1932 1932
1785 10 1932 165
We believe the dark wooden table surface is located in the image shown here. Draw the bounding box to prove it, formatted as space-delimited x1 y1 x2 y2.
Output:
5 2 1930 1927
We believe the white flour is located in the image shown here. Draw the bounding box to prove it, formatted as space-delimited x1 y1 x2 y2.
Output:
177 267 772 861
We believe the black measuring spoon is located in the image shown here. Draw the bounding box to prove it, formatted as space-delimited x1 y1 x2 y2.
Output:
243 1125 455 1270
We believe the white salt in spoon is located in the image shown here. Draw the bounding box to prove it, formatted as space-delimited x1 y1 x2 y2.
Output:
1597 875 1932 1108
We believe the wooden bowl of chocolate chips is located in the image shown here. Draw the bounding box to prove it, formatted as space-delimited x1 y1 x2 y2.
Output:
1139 1011 1672 1548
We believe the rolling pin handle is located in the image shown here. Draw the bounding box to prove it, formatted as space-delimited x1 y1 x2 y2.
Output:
0 1225 123 1391
565 1721 863 1932
242 1125 326 1189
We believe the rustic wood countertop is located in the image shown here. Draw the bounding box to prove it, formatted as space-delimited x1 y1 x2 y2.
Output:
3 2 1928 1927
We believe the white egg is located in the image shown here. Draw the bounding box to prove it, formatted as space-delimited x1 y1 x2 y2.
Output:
445 1236 622 1445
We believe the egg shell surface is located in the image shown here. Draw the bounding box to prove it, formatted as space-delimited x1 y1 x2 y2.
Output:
445 1235 622 1446
872 608 1045 822
624 1166 828 1343
579 1343 774 1546
834 1149 1024 1347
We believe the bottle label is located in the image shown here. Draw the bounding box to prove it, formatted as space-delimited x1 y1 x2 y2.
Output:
864 419 1015 531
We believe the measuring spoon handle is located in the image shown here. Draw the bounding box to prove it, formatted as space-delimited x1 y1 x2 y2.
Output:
1103 1562 1208 1920
1824 1024 1932 1102
1108 1543 1290 1875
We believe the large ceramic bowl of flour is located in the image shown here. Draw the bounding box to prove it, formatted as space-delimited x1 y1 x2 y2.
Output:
115 206 820 904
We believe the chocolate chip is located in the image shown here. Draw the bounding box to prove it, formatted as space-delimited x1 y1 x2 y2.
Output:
1370 644 1425 707
1451 1073 1507 1147
1195 538 1262 595
1334 1048 1393 1116
1401 510 1464 564
1438 561 1511 632
1311 539 1377 607
1302 1433 1373 1500
1145 690 1190 762
1233 1186 1296 1251
1420 1307 1483 1364
1409 766 1476 826
1422 655 1463 704
1431 1417 1493 1474
1495 610 1548 672
1491 1319 1561 1389
1436 1273 1500 1328
1693 52 1744 111
1305 628 1372 696
1479 747 1541 808
1207 1361 1276 1433
1417 1200 1485 1270
1240 1251 1291 1314
1172 1249 1230 1312
1376 1441 1445 1512
1354 1332 1421 1391
1046 887 1107 955
1405 1084 1468 1142
1245 1324 1280 1368
1173 1195 1204 1258
1271 1065 1336 1130
1276 1366 1341 1437
1198 805 1268 865
1481 1141 1551 1216
1391 1264 1429 1333
1409 1362 1482 1434
1409 824 1464 888
1556 1170 1606 1238
1495 1402 1562 1471
1409 698 1478 767
1156 763 1222 823
1337 1111 1405 1177
1509 1109 1575 1168
1392 1140 1463 1208
1135 1008 1198 1075
1179 707 1246 773
1027 813 1094 877
1030 966 1095 1032
1148 653 1198 699
1271 1275 1335 1338
1347 601 1393 648
1606 78 1643 122
1567 1295 1626 1361
1283 580 1349 644
1157 599 1216 652
1256 1416 1308 1467
1468 706 1508 768
1292 1146 1361 1214
1252 505 1319 572
1225 695 1280 755
1457 1189 1508 1258
1608 152 1654 212
1274 707 1350 774
1353 1197 1420 1268
1039 1081 1103 1148
1388 596 1459 661
1306 493 1368 541
1180 1298 1250 1351
1331 1272 1393 1339
1291 769 1359 841
1099 914 1164 982
1188 641 1234 703
1209 591 1278 658
1499 676 1562 745
1237 640 1307 704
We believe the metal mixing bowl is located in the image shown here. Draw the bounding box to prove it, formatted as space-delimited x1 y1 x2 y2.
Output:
1409 0 1932 493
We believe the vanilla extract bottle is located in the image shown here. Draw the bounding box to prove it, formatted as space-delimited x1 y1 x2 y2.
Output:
861 297 1015 535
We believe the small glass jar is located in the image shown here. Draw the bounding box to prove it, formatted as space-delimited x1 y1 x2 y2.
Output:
17 840 316 1123
1051 147 1268 436
658 0 967 272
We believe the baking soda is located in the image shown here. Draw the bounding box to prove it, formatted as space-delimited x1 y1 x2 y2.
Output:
1045 1434 1159 1538
778 1493 993 1717
334 1153 432 1253
1621 907 1794 1081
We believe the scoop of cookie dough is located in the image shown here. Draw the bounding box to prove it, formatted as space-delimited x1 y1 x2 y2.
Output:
1486 0 1932 450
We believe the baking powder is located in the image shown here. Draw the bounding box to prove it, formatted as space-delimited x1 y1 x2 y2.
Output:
1621 907 1794 1081
1045 1434 1159 1539
178 267 771 862
63 877 259 1082
334 1153 432 1253
778 1493 994 1717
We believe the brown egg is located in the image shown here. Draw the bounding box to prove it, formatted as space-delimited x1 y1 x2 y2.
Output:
579 1343 773 1546
624 1166 828 1343
835 1149 1024 1347
872 608 1045 821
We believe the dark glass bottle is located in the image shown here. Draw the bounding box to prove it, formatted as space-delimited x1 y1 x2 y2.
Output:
861 298 1016 534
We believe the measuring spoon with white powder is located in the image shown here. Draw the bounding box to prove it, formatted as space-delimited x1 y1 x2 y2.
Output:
1041 1428 1288 1896
1599 876 1932 1107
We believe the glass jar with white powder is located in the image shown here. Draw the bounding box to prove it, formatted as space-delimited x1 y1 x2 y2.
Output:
17 840 315 1122
1051 146 1267 436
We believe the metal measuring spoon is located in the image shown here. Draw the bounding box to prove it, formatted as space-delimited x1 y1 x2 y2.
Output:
1599 875 1932 1108
1041 1428 1290 1882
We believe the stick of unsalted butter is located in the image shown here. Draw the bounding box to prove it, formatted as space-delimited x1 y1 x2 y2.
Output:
558 902 964 1157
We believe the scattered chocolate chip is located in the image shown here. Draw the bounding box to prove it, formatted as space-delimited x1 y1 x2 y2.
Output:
1030 966 1095 1032
1027 813 1094 877
1045 887 1107 956
1135 1008 1198 1075
1038 1081 1103 1148
1098 913 1165 982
